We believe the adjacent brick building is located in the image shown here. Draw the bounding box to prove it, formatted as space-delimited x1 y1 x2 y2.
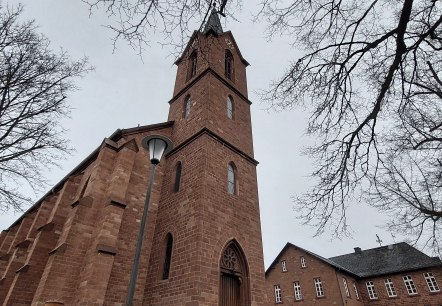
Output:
266 242 442 305
0 12 267 306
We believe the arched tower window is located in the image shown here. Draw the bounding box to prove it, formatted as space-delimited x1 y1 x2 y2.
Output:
162 233 173 279
184 95 191 118
227 162 236 195
189 51 197 79
219 240 250 306
227 96 234 119
173 162 182 193
225 50 234 80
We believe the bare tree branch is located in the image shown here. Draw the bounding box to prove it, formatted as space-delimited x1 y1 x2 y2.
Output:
0 5 91 212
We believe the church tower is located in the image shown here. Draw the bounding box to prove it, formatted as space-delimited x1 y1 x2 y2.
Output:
143 11 267 306
0 10 266 306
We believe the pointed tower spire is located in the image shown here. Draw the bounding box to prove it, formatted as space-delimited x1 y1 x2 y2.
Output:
204 9 223 35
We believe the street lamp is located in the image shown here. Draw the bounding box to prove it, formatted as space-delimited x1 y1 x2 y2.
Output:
126 135 172 306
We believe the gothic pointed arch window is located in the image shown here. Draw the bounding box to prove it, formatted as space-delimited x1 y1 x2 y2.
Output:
227 95 234 119
219 240 250 306
227 162 236 195
173 162 182 193
189 51 197 79
162 233 173 279
184 95 191 118
225 50 234 80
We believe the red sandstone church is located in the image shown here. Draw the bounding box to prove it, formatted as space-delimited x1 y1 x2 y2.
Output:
0 12 267 306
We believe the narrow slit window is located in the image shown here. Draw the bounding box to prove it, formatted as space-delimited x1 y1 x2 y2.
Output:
162 234 173 279
184 95 191 118
227 163 236 195
173 162 182 192
189 51 197 78
227 96 234 119
225 50 233 80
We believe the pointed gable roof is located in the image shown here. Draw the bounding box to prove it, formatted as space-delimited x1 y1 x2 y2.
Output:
204 9 223 35
329 242 442 278
265 242 357 277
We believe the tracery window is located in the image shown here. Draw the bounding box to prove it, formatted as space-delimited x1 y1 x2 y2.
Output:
219 241 250 306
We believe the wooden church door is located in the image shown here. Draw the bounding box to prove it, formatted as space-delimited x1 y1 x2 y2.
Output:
219 241 250 306
220 273 240 306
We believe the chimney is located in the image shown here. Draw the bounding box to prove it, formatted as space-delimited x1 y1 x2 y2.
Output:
354 247 362 254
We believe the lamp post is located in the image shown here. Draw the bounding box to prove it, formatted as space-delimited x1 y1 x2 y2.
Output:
126 135 172 306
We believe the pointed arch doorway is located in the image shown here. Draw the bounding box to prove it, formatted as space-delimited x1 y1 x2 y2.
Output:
219 241 250 306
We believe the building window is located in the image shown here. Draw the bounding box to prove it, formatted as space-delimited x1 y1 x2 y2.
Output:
227 162 236 195
343 278 350 297
353 282 360 300
403 275 418 295
424 272 440 292
162 233 173 279
300 256 306 268
173 162 182 192
189 51 197 78
227 95 234 119
293 281 302 301
274 284 282 303
384 278 397 297
281 260 287 272
225 50 233 80
314 278 324 297
184 95 191 118
366 281 378 300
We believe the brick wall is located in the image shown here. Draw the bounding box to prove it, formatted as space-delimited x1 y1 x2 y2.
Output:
0 27 267 306
265 245 361 306
357 268 442 306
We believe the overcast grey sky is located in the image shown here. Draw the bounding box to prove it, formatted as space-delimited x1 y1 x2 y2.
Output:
0 0 400 268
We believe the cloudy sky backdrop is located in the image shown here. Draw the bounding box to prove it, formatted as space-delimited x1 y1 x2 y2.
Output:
0 0 399 267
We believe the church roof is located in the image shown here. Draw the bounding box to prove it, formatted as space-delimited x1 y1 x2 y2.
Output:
204 9 223 35
5 121 174 231
266 242 442 279
265 242 357 277
329 242 442 277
